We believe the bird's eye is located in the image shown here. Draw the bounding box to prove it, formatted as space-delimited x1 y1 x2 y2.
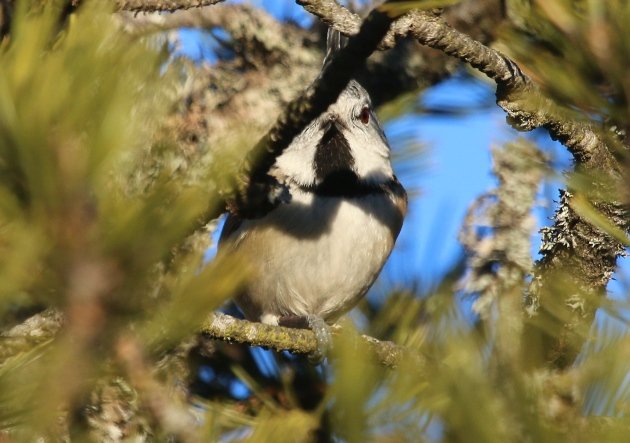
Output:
359 105 370 125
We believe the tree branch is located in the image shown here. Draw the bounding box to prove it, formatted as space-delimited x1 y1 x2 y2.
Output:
0 309 413 370
119 3 294 68
120 3 255 34
200 312 411 369
116 0 225 13
297 0 361 41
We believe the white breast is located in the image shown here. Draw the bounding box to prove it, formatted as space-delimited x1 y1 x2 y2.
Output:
228 188 400 325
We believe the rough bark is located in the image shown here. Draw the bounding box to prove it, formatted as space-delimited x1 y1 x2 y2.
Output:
200 312 413 369
116 0 225 13
0 309 413 370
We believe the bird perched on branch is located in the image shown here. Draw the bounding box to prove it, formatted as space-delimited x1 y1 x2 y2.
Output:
220 29 407 361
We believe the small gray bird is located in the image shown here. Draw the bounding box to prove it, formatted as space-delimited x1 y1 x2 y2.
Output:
220 31 407 356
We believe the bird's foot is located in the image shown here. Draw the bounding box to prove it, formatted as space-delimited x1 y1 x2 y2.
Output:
306 315 332 364
279 315 332 364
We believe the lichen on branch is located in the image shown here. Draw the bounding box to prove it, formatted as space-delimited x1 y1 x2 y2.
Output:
116 0 225 13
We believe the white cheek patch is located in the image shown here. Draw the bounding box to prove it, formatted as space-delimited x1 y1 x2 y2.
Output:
274 148 316 185
273 126 322 186
346 130 393 183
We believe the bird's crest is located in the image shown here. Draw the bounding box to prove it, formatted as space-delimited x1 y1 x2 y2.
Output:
323 28 347 68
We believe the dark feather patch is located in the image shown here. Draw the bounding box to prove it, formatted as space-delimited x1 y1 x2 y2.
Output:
299 174 406 205
303 170 380 197
313 121 354 182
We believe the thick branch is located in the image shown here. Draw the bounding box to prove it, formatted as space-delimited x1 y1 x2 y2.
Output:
297 0 361 41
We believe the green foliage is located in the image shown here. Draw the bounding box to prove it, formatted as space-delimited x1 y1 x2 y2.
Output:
0 2 245 438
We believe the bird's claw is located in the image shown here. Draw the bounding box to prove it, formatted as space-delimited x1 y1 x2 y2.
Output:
278 314 332 364
306 315 332 364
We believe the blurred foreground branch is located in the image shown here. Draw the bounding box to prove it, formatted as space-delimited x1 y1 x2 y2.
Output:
114 336 198 443
460 140 547 363
0 308 63 363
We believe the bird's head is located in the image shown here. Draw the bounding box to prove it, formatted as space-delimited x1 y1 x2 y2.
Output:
273 80 393 189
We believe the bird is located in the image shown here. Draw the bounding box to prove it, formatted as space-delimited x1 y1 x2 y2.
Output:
219 29 407 360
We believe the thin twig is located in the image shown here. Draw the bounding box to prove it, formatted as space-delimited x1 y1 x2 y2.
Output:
116 0 225 13
119 3 292 65
119 3 239 35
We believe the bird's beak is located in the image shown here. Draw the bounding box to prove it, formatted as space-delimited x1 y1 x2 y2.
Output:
321 114 346 134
